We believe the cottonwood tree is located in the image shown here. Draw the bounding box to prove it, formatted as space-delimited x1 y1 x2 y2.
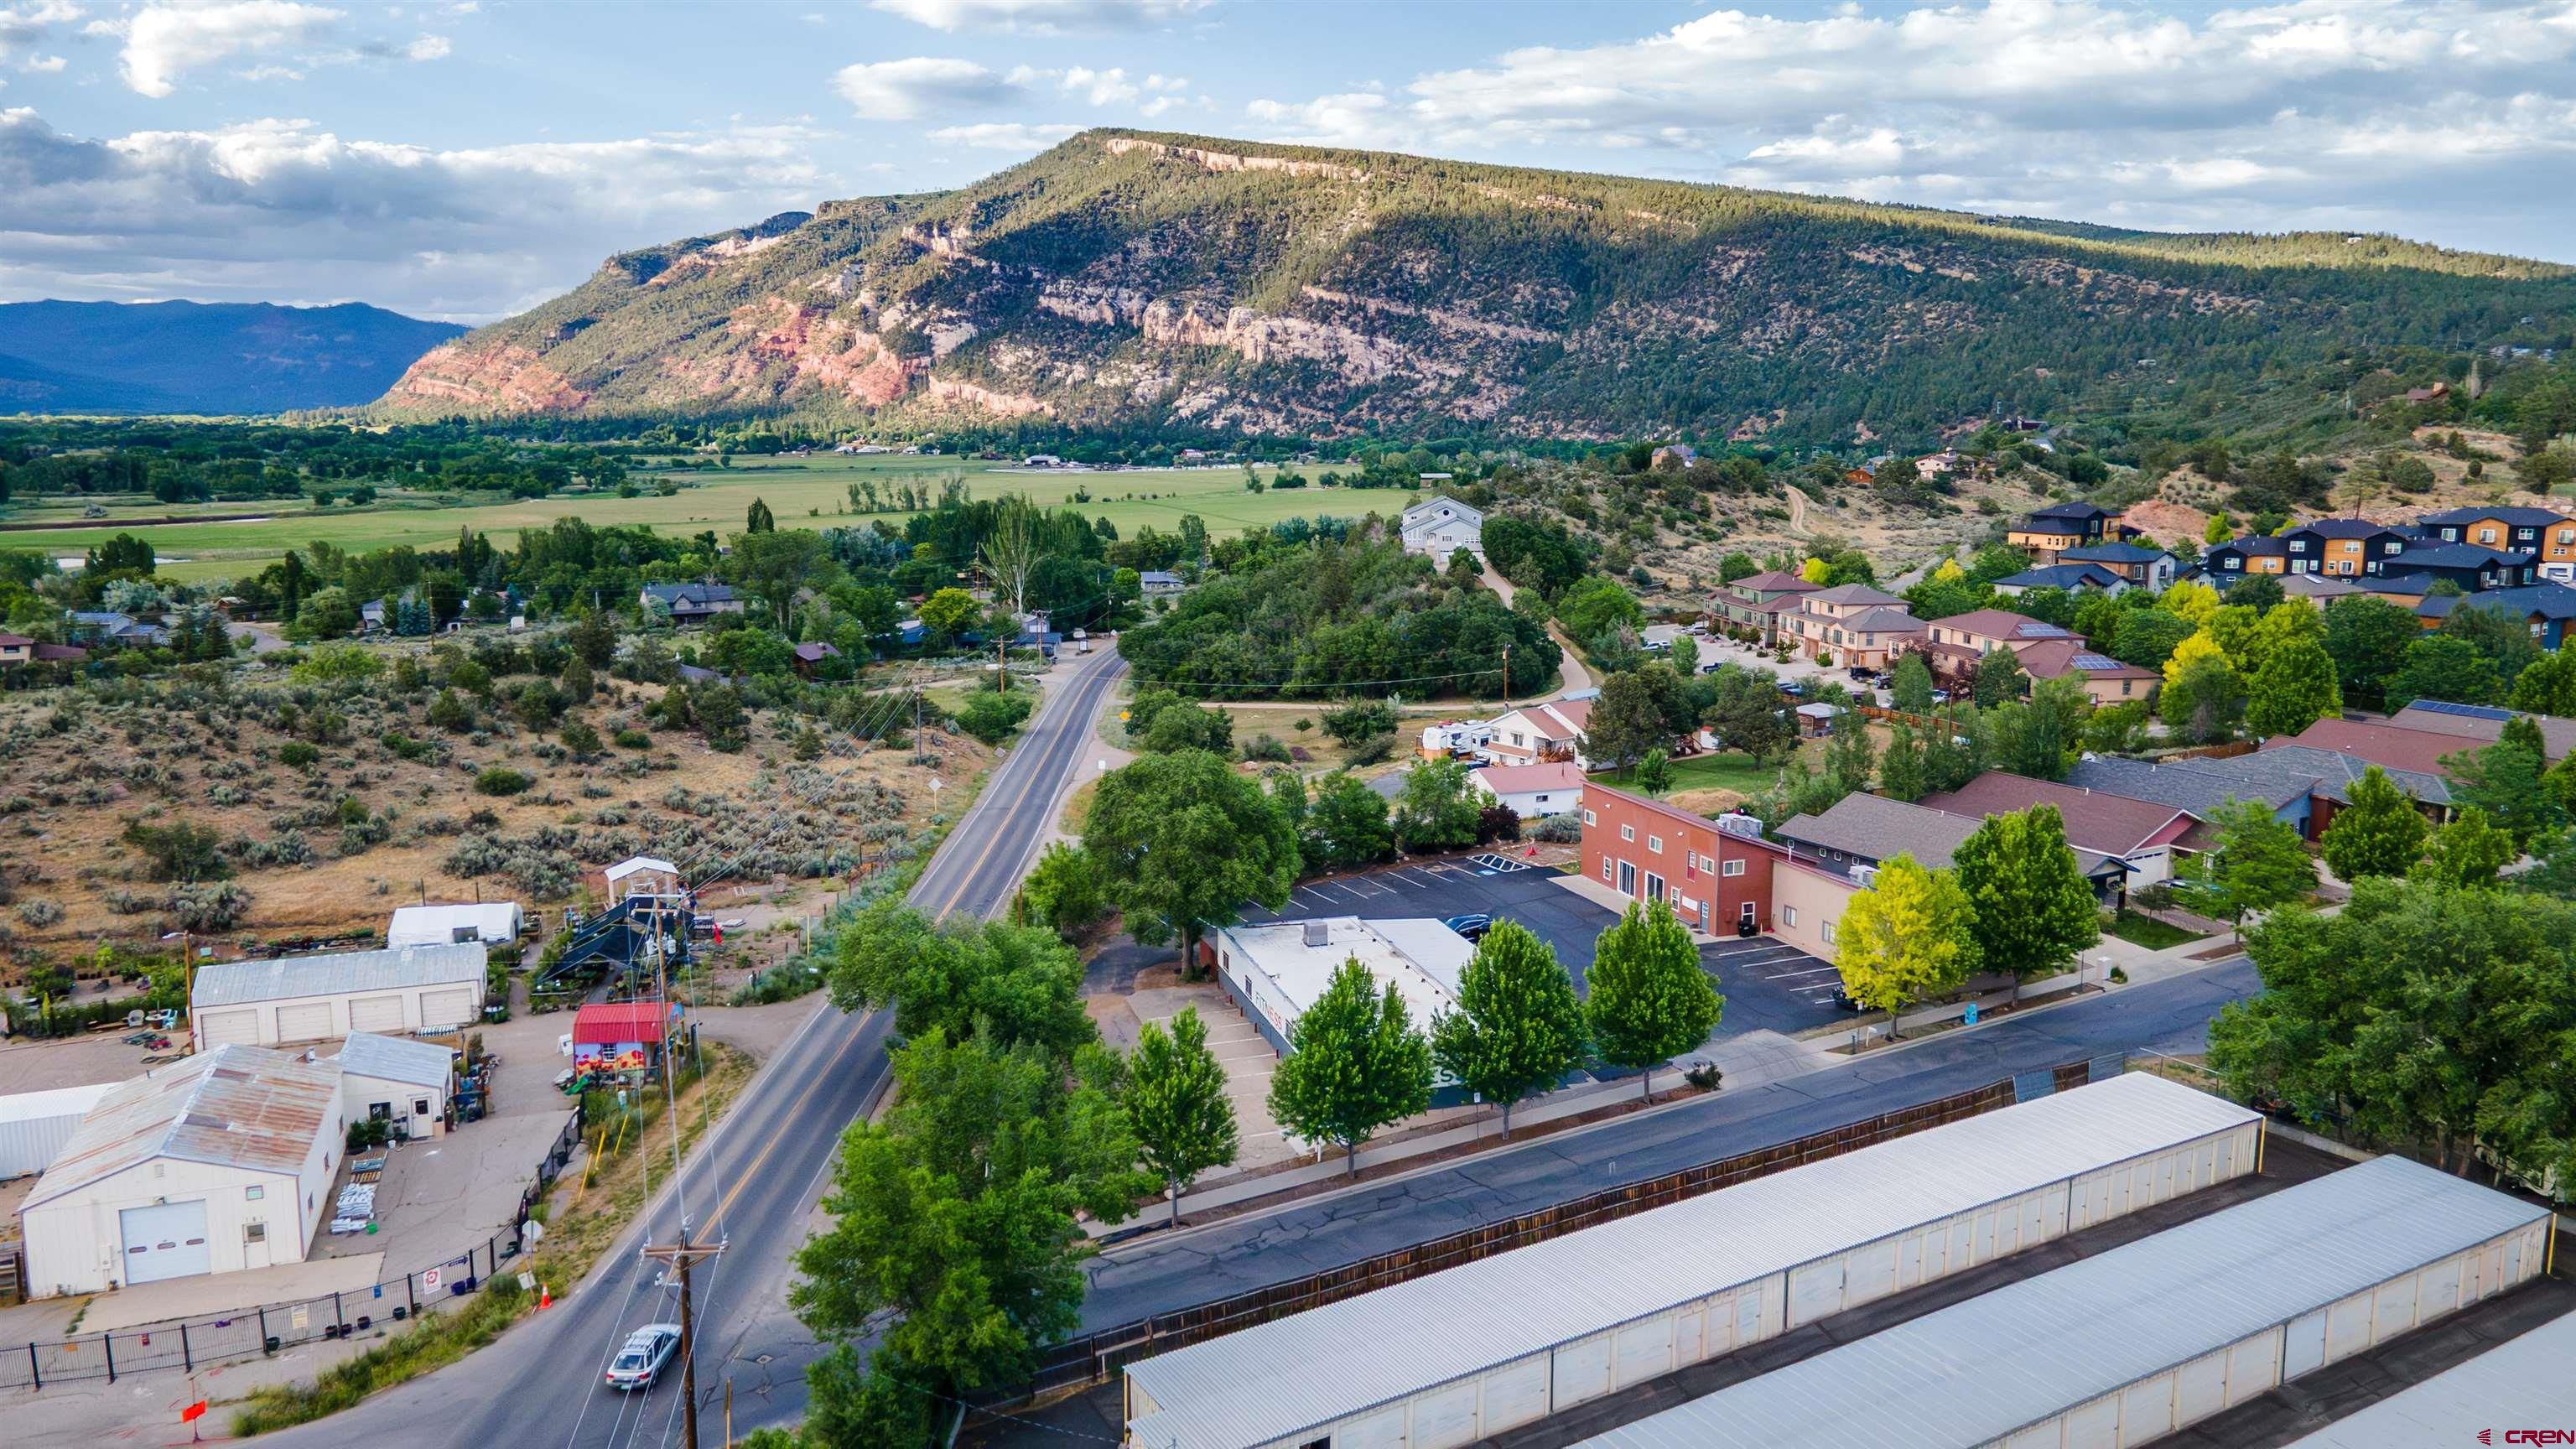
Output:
1267 956 1433 1176
1833 853 1976 1041
979 494 1042 622
1585 898 1722 1098
2319 766 2428 881
2443 738 2565 848
1950 806 2099 979
1392 757 1482 852
1086 750 1298 979
1307 771 1394 870
1126 1006 1239 1227
1431 920 1587 1135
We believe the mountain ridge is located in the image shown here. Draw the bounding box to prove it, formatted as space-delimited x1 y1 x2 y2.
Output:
370 128 2576 444
0 300 465 416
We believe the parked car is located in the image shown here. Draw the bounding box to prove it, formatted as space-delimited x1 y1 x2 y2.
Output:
1443 913 1493 942
1830 988 1868 1013
1700 660 1726 674
605 1323 683 1391
1846 665 1876 681
1779 681 1806 698
1929 688 1951 704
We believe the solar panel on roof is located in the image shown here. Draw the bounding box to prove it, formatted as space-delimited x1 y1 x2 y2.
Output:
2024 622 2073 637
2407 699 2514 720
2072 653 2122 671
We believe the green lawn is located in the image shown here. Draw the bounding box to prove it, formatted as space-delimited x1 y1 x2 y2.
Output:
1 456 1413 583
1607 750 1793 797
2105 909 2208 949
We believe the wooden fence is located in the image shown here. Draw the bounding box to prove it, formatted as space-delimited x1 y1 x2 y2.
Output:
1005 1056 2102 1402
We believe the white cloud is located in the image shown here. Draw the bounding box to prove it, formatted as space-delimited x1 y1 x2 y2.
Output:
119 1 345 97
1060 65 1135 105
1239 0 2576 256
403 33 447 61
20 51 65 71
869 0 1206 34
0 106 832 320
831 55 1015 120
928 120 1083 149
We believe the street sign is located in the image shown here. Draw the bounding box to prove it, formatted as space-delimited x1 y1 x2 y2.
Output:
423 1265 443 1292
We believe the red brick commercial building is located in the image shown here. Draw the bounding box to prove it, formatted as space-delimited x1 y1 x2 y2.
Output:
1579 782 1785 935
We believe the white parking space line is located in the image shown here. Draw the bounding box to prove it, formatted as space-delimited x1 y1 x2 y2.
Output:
1763 965 1843 981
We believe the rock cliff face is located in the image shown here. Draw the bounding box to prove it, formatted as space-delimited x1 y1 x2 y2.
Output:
372 129 2576 442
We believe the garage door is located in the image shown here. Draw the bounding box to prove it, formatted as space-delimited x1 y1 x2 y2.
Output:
199 1009 260 1047
347 995 406 1033
275 1000 335 1041
418 986 476 1029
120 1199 210 1285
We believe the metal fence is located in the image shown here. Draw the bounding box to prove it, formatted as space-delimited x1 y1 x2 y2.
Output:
1002 1056 2104 1401
1 1107 586 1392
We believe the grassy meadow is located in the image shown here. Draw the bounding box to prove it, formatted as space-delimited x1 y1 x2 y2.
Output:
2 454 1407 583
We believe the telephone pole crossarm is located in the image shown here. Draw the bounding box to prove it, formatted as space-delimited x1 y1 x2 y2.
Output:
640 1233 727 1449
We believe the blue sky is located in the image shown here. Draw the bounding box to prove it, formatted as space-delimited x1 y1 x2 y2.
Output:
6 0 2575 322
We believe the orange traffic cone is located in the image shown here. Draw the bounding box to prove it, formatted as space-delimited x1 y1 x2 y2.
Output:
539 1282 552 1310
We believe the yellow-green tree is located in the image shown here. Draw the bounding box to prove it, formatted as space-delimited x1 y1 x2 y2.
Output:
2160 578 2221 625
1799 557 1832 584
1833 853 1978 1041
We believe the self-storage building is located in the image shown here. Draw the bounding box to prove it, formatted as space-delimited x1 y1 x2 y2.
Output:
1122 1072 2262 1449
2276 1307 2576 1447
1575 1154 2555 1449
191 943 486 1051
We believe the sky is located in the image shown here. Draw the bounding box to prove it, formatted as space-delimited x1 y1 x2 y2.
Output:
5 0 2576 324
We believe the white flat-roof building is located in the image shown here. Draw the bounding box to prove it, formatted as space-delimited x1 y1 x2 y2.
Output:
387 901 522 949
1205 917 1468 1060
2277 1309 2576 1447
1574 1155 2553 1449
1471 761 1587 818
331 1032 456 1140
0 1083 118 1180
16 1046 344 1297
1123 1073 2264 1449
192 943 486 1052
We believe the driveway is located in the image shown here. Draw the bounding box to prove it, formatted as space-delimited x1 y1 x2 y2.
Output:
1694 631 1892 704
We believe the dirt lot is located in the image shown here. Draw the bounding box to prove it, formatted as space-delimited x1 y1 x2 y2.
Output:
0 649 981 982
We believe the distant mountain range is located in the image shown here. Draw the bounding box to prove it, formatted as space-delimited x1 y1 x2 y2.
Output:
0 300 465 415
368 128 2576 445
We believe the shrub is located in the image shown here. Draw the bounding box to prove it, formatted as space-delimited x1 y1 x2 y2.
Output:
14 898 63 927
278 741 320 769
1240 733 1293 764
165 881 253 931
1344 731 1399 767
122 818 231 882
474 767 533 797
613 728 652 750
380 732 435 761
1530 812 1585 843
1477 803 1523 844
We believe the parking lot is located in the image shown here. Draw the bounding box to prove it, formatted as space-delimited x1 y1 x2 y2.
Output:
1244 856 1849 1037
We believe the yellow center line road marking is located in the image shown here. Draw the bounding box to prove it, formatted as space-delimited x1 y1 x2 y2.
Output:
703 1014 880 1236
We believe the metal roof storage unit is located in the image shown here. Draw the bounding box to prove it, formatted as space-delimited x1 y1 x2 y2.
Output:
387 901 524 949
1572 1156 2555 1449
0 1083 118 1180
190 943 486 1051
1122 1074 2262 1449
2277 1309 2576 1447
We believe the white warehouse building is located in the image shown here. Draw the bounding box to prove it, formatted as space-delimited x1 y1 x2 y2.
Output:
16 1046 345 1297
331 1031 455 1141
0 1083 118 1181
1122 1072 2263 1449
192 943 486 1052
1575 1154 2554 1449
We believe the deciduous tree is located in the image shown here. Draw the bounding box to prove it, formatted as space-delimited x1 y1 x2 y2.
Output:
1267 957 1434 1176
2181 799 2315 929
1393 756 1483 852
1832 853 1976 1041
1126 1006 1239 1227
1086 750 1298 979
1585 899 1722 1098
1430 920 1587 1135
2246 633 2343 737
1950 807 2100 979
2319 765 2429 881
2415 808 2517 889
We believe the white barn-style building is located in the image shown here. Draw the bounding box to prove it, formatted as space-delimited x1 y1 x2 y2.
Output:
191 943 486 1052
1400 496 1486 569
16 1046 344 1297
332 1031 455 1141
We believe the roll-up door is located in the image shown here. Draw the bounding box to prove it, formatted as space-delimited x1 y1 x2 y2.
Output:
274 1000 334 1041
348 995 406 1033
120 1199 210 1284
198 1009 259 1046
418 986 477 1029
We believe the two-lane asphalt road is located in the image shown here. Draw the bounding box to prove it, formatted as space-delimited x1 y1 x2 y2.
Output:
263 649 1129 1449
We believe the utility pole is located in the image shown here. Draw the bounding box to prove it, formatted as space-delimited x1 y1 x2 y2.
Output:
640 1227 724 1449
1499 642 1510 709
998 636 1009 693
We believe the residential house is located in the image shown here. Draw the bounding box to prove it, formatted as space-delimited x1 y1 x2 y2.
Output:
1784 584 1924 668
1907 607 2075 688
1919 771 2197 886
1482 699 1593 768
2205 535 2289 579
2360 542 2537 595
1708 570 1820 644
2415 506 2576 581
1399 496 1485 569
2276 574 2366 604
1992 563 2125 597
2013 638 2161 705
1769 793 2127 962
791 641 844 678
2280 519 2411 578
1138 570 1187 600
2062 756 2321 839
2051 543 2174 592
640 582 745 625
2265 718 2485 780
2386 699 2576 763
1470 761 1586 819
1580 785 1784 936
2223 745 2452 839
67 610 169 647
359 600 389 634
1649 444 1698 470
2007 502 2127 563
2414 583 2576 647
0 633 88 669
